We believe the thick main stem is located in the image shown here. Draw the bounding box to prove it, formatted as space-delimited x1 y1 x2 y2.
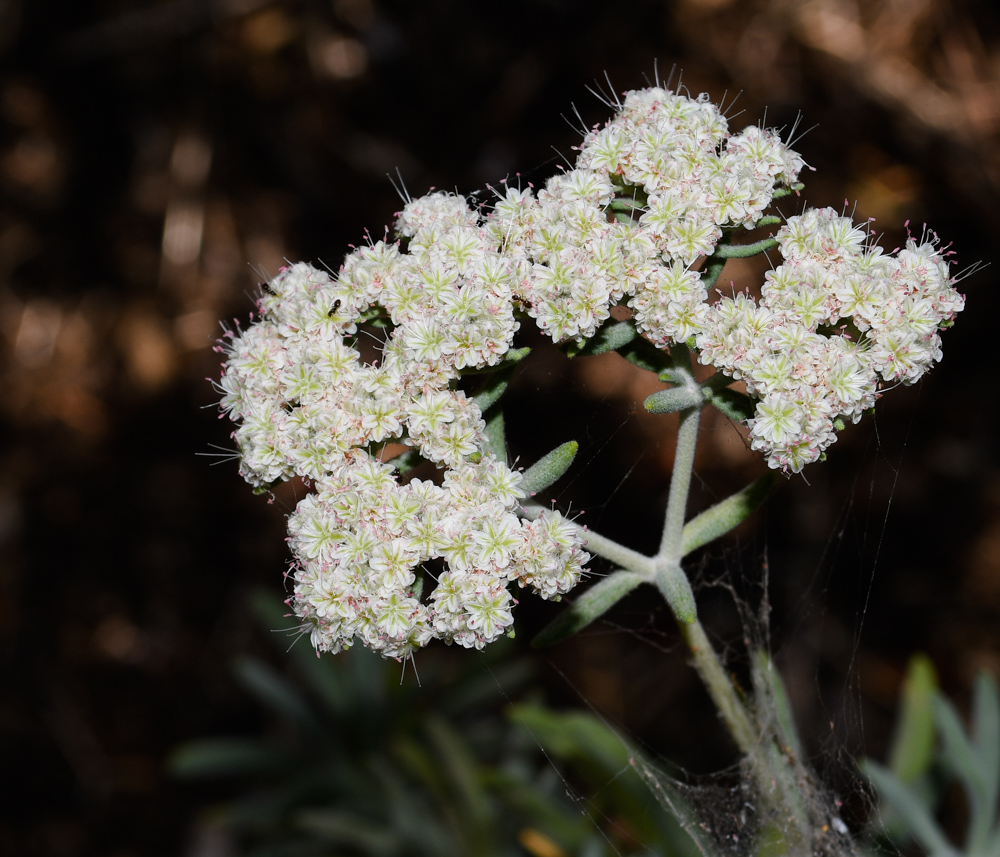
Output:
653 397 757 754
680 619 758 755
654 397 815 850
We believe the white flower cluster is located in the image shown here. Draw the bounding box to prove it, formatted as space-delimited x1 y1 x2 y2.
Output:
696 208 965 471
488 87 805 346
218 85 966 655
218 197 588 658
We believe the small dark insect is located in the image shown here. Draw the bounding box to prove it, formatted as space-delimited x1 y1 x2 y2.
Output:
260 281 276 296
329 299 342 317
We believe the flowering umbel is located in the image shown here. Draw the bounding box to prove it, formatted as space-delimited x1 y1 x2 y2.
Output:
215 86 964 658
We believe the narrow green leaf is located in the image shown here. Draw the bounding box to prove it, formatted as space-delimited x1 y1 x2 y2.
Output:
566 319 637 357
861 760 959 857
471 368 513 413
935 691 995 853
520 440 577 496
250 589 350 718
936 694 985 794
972 672 1000 804
710 237 779 259
532 571 645 648
700 257 726 291
752 650 803 762
644 386 703 414
702 386 756 422
700 371 736 392
294 809 402 852
772 183 804 200
619 336 675 374
458 346 531 375
484 409 506 462
887 655 938 783
168 739 290 779
508 704 631 772
680 472 777 558
970 672 1000 852
233 657 323 737
425 716 492 830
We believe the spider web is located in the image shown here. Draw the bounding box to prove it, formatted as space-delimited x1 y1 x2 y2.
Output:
482 336 921 857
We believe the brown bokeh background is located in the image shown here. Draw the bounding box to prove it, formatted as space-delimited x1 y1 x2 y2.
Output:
1 0 998 854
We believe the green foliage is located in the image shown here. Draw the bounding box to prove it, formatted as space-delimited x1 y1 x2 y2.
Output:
644 387 704 415
171 590 702 857
863 659 1000 857
680 473 777 559
563 319 637 357
531 571 646 648
519 440 578 496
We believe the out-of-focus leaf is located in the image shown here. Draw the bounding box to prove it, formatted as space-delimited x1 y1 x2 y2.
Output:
250 589 351 719
936 694 986 801
294 809 401 854
169 739 291 779
971 672 1000 814
390 448 423 474
508 704 630 774
951 672 1000 855
234 657 324 738
888 654 938 783
631 755 729 857
484 770 592 851
680 472 776 558
532 571 645 648
370 757 458 855
520 441 577 496
438 653 535 717
861 760 958 857
425 717 493 833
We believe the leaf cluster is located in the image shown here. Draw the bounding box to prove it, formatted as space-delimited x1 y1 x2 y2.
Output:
863 658 1000 857
169 591 702 857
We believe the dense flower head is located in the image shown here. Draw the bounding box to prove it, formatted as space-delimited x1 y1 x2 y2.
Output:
217 85 965 656
487 87 805 345
218 197 588 658
696 209 964 471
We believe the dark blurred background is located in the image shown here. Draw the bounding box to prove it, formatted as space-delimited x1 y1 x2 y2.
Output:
1 0 998 854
